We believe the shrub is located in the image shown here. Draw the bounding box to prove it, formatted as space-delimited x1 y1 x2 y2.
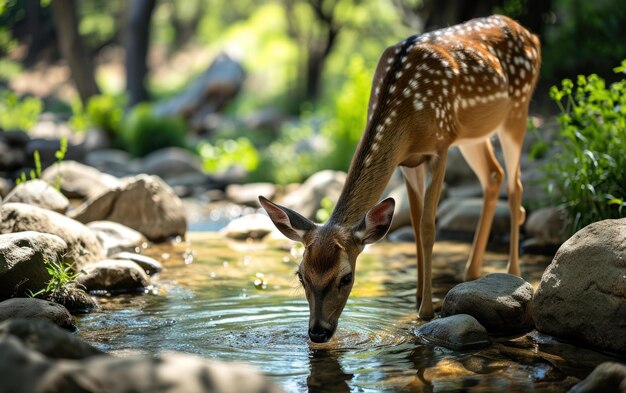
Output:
122 103 188 157
545 60 626 235
70 94 126 135
0 89 42 131
197 137 259 174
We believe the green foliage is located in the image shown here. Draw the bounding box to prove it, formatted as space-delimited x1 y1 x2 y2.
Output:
28 259 79 298
122 103 188 157
197 137 259 173
545 64 626 235
0 90 43 131
321 55 372 171
70 94 126 134
315 196 335 223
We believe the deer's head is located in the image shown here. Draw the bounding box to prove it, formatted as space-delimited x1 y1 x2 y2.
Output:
259 196 395 343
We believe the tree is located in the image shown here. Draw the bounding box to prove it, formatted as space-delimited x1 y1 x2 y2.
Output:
125 0 157 108
284 0 343 108
50 0 100 104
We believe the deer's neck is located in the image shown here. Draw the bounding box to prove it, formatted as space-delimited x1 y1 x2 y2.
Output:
329 122 399 226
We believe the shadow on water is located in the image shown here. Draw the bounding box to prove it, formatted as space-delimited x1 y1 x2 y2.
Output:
76 233 623 392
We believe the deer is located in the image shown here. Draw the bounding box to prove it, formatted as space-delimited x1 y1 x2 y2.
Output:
259 15 541 343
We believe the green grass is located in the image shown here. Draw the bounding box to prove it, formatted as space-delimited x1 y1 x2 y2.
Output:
27 259 80 298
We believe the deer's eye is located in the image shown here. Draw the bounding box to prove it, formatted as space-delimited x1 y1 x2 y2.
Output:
340 273 353 287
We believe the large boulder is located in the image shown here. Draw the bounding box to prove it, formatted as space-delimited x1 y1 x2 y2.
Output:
0 298 74 330
87 221 147 256
4 179 70 213
280 170 346 221
415 314 491 350
75 259 151 293
41 160 122 200
570 362 626 393
0 336 283 393
69 175 187 241
533 218 626 354
441 273 534 335
0 231 68 299
0 203 106 268
0 319 103 359
525 206 568 246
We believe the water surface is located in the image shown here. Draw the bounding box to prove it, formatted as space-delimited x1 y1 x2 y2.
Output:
77 233 622 392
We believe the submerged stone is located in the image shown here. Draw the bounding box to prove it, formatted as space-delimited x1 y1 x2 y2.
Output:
416 314 491 350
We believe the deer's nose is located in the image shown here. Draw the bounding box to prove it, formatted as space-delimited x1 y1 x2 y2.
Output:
308 327 330 343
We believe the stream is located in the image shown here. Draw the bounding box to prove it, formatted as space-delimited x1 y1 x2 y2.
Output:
76 232 622 392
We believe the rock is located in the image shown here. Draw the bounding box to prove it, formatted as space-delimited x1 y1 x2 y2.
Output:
525 206 568 245
0 319 103 359
570 362 626 393
0 336 283 393
0 203 106 268
416 314 491 350
45 286 98 314
87 221 148 256
441 273 534 334
69 175 187 241
140 147 204 180
533 218 626 354
0 298 75 330
445 147 475 186
4 179 70 213
81 127 113 152
111 252 162 276
386 184 411 232
281 170 347 221
26 138 85 168
84 149 138 178
436 197 510 241
0 231 68 299
387 226 416 242
220 213 277 241
75 259 150 293
41 161 122 199
225 183 276 206
0 139 27 172
0 130 30 146
0 177 13 197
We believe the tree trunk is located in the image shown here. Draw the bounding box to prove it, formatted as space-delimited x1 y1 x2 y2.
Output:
50 0 100 104
125 0 157 108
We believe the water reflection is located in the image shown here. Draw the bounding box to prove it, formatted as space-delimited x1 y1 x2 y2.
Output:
307 350 352 393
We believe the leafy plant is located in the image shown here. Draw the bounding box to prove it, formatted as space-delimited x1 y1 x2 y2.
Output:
27 259 80 299
545 61 626 235
70 94 126 135
122 103 188 157
0 90 43 131
197 137 259 173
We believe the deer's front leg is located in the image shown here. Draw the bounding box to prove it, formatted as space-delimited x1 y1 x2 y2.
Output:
418 151 448 320
400 166 425 305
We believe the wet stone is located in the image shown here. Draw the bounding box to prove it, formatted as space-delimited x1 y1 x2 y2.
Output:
441 273 534 335
0 298 75 331
570 362 626 393
111 252 162 276
76 259 151 294
416 314 491 350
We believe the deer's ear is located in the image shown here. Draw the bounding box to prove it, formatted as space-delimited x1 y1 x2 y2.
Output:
353 198 395 245
258 196 316 243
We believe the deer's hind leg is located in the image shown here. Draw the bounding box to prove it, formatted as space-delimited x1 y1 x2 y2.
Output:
458 139 505 281
497 113 528 277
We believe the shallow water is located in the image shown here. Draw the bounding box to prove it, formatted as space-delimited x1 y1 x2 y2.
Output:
77 233 622 392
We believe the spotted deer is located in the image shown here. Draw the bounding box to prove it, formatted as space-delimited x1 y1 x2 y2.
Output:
260 15 541 343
